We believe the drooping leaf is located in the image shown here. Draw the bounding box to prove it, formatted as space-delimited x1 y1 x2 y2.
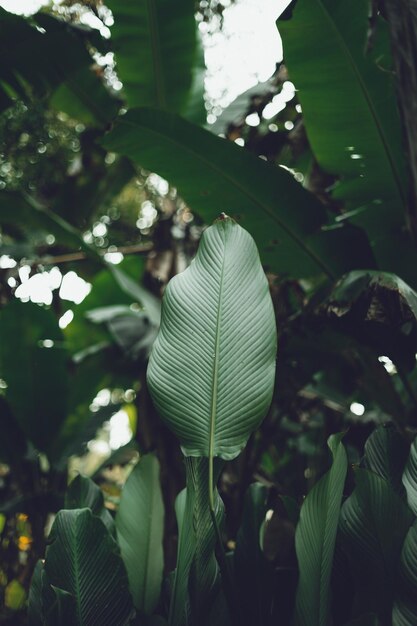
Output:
234 483 273 626
115 454 164 614
403 436 417 516
44 508 133 626
363 425 409 495
339 469 414 621
65 255 159 354
86 306 157 360
294 433 348 626
65 475 115 536
106 0 204 120
392 520 417 626
277 1 412 282
147 217 277 460
101 108 376 279
0 299 68 453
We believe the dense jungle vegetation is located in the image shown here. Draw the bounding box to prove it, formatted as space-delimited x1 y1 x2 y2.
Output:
1 1 417 625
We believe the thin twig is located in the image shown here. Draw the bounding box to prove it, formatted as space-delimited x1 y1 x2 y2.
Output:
23 242 154 266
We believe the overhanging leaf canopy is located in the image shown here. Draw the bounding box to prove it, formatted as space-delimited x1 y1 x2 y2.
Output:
106 0 204 121
147 217 277 460
277 0 413 282
102 107 375 279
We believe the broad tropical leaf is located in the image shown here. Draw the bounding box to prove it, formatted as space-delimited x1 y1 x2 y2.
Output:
340 469 414 621
147 216 277 460
277 1 414 283
106 0 204 121
44 508 133 626
403 436 417 516
392 520 417 626
116 454 164 614
101 107 376 279
65 475 115 536
294 433 347 626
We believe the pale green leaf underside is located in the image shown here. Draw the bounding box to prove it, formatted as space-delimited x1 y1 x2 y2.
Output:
294 433 347 626
147 217 277 460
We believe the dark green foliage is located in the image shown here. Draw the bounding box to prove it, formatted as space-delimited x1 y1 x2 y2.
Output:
44 509 133 625
2 0 417 624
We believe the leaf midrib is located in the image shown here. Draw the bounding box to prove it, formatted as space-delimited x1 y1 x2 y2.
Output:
116 115 335 278
209 229 226 461
316 0 405 206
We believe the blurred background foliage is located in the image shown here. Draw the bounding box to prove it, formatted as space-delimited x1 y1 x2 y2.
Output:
0 0 416 623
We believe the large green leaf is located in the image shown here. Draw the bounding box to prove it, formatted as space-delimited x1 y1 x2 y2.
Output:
277 1 413 281
147 217 277 460
101 107 376 279
106 0 204 121
403 436 417 516
340 469 414 621
44 508 133 626
294 433 348 626
0 299 68 453
115 454 164 614
392 520 417 626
